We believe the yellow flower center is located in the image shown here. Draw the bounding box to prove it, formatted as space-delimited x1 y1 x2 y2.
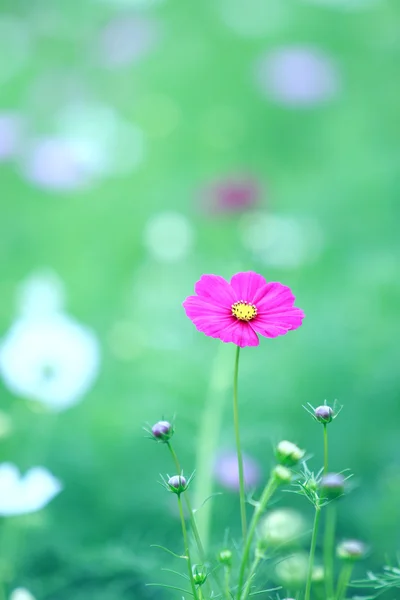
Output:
231 301 257 321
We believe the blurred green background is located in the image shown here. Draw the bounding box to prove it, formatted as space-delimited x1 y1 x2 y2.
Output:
1 0 400 598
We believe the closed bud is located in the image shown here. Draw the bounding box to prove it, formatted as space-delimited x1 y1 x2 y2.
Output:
320 473 345 500
217 549 233 567
276 441 305 467
272 465 292 485
192 564 207 586
337 539 366 561
167 475 187 495
151 420 174 442
315 405 333 424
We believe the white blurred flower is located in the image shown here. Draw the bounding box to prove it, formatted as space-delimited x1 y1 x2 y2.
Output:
10 589 36 600
144 212 194 262
259 508 306 547
240 212 324 268
0 314 100 411
0 463 62 517
16 270 65 317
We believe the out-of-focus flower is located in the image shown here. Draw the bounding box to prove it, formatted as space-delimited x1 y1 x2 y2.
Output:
0 113 23 161
320 473 345 499
201 177 261 215
144 212 194 262
217 0 289 38
183 271 304 347
16 270 65 317
10 589 36 600
256 46 339 107
274 552 309 588
20 136 93 191
240 212 324 268
0 17 31 84
0 314 100 411
258 508 306 548
0 463 62 516
96 16 159 68
213 451 261 490
19 103 145 191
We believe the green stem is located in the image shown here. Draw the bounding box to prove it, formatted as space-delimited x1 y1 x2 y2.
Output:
324 504 336 600
233 346 247 541
168 442 205 562
323 425 329 475
224 567 232 600
240 552 262 600
177 495 199 600
304 507 322 600
193 344 231 550
236 475 277 600
335 562 353 600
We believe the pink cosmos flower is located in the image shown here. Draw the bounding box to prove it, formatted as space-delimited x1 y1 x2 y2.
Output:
183 271 304 347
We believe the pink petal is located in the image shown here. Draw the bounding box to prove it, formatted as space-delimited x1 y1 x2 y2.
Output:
219 320 259 347
230 271 268 303
194 274 236 307
252 306 305 338
183 296 230 317
254 282 296 311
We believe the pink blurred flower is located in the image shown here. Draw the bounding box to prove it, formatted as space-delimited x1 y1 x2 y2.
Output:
183 271 304 347
201 177 260 214
214 451 261 491
256 46 339 107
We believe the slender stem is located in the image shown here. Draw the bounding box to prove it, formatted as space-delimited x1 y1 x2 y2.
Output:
224 567 232 600
240 552 262 600
193 344 231 551
304 507 322 600
335 562 353 600
323 424 329 475
198 587 204 600
168 442 205 562
324 504 336 600
232 346 247 541
236 475 277 600
177 495 199 600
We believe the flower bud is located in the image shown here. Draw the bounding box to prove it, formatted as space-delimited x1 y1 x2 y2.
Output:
275 441 305 467
151 420 174 442
337 539 366 561
320 473 345 500
315 405 333 424
217 549 233 567
192 564 207 586
167 475 187 495
272 465 292 485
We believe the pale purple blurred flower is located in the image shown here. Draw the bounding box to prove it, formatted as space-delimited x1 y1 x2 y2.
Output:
0 113 22 161
20 137 93 191
214 451 261 491
256 46 339 107
96 17 159 68
201 177 261 215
